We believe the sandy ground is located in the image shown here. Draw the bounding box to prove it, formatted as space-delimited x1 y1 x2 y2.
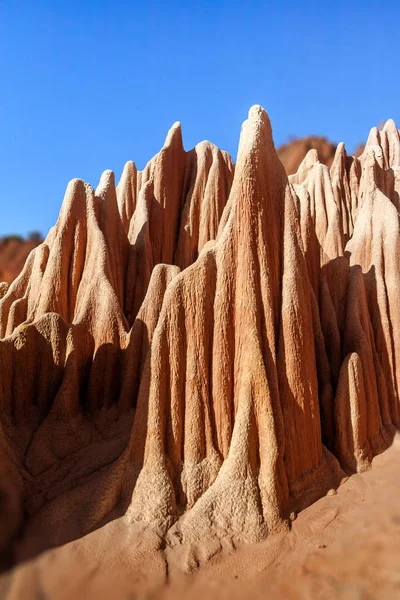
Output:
161 434 400 600
1 435 399 599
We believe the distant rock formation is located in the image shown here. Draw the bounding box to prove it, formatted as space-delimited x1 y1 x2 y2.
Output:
277 135 366 175
0 107 399 574
277 136 338 174
0 234 42 284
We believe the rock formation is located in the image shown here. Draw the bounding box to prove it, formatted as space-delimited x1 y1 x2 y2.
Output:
0 235 42 284
277 134 366 176
277 136 337 175
0 106 398 576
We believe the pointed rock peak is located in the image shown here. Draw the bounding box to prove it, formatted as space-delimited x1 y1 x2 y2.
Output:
248 104 272 135
365 126 381 149
289 148 319 184
382 118 398 135
360 145 385 191
164 121 183 150
119 160 136 182
116 161 137 230
302 148 319 169
59 178 94 221
195 139 217 154
117 162 137 200
249 103 271 123
236 105 273 162
95 170 115 198
66 177 91 198
335 141 346 155
380 118 400 169
330 142 347 178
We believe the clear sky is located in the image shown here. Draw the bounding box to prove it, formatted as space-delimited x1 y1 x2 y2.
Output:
1 0 399 237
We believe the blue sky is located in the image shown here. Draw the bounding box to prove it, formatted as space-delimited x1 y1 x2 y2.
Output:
1 0 399 236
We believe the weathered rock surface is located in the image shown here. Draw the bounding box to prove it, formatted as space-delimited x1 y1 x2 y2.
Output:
0 107 398 589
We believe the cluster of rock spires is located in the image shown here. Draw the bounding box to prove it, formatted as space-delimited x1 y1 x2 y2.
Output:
0 106 399 567
0 137 357 284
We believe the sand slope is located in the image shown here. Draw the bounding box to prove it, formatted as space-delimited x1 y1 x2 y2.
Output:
1 435 398 599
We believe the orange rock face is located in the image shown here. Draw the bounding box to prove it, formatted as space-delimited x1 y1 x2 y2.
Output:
0 107 398 577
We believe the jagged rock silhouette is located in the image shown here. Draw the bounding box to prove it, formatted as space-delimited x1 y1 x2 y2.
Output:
0 106 399 577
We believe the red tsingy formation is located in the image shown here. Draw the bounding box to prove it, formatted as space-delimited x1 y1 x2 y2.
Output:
0 106 398 564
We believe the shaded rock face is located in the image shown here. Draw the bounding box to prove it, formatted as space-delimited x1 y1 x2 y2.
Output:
0 107 399 567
